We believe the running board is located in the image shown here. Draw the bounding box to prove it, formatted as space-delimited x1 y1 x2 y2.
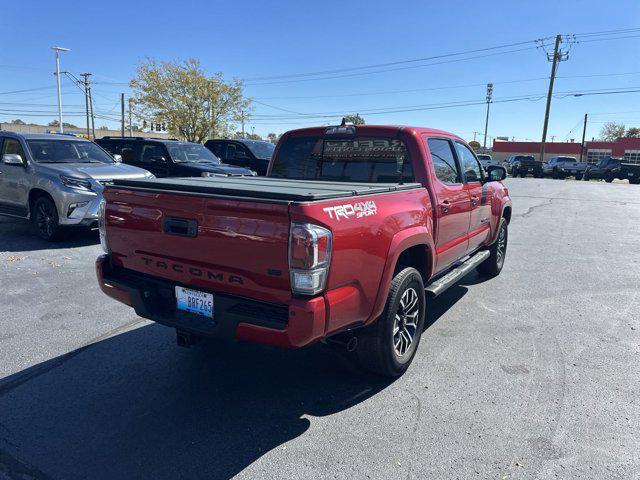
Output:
425 250 490 297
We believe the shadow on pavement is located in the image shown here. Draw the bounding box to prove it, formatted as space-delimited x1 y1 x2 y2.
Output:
0 218 98 252
0 324 394 480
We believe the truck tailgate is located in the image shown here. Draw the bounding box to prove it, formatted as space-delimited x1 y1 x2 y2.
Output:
103 187 292 304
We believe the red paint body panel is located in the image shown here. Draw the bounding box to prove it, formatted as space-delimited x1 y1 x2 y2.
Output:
97 125 511 348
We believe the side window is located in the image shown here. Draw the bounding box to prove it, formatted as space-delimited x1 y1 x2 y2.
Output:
2 138 27 161
208 142 224 158
140 143 167 163
455 142 482 183
426 138 461 185
225 144 237 160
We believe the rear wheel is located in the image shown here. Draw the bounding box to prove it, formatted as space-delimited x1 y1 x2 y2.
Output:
477 220 508 277
32 196 63 241
630 178 640 185
356 267 425 377
575 173 583 181
552 168 560 179
604 172 614 183
511 168 519 177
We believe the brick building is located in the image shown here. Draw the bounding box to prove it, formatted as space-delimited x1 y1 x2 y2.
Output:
491 137 640 164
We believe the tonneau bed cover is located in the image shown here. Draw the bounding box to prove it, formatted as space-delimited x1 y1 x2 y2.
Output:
110 176 421 202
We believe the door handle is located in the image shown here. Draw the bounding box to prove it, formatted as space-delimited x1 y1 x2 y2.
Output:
440 200 450 214
470 196 479 206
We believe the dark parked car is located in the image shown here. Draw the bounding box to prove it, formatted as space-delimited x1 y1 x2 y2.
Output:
205 139 275 176
542 156 589 180
507 155 543 178
583 156 640 184
96 137 256 178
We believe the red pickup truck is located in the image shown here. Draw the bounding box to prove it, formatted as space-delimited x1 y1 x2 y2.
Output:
96 124 511 376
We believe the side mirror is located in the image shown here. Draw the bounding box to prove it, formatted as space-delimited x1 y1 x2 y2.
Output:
112 154 123 163
486 165 507 182
151 156 167 163
2 153 24 166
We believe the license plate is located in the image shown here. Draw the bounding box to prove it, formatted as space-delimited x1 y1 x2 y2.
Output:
175 286 213 318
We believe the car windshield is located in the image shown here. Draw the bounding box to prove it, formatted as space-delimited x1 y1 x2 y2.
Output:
558 157 576 162
515 156 535 161
243 141 275 160
166 143 220 164
27 139 114 164
270 136 413 183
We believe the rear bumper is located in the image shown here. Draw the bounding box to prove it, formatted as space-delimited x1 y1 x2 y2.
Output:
95 255 326 348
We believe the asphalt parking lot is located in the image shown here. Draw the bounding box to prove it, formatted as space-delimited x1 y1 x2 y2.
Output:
1 178 639 480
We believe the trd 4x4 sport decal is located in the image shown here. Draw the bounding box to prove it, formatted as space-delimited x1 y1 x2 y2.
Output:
323 200 377 221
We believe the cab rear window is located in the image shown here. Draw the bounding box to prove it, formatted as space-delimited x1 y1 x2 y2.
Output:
270 137 413 183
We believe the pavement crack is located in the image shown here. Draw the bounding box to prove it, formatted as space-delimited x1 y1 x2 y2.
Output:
513 198 554 219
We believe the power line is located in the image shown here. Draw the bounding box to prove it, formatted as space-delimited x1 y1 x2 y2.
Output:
243 37 552 82
245 45 550 86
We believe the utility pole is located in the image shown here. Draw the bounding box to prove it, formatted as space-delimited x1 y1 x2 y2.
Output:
120 93 125 137
241 110 245 138
539 34 571 162
51 47 70 133
128 98 133 137
579 113 588 163
80 73 91 139
209 99 213 139
483 83 493 148
88 87 95 138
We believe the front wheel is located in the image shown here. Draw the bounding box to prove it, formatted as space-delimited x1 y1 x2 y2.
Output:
604 172 614 183
32 196 63 241
575 173 583 181
477 220 508 277
356 267 426 377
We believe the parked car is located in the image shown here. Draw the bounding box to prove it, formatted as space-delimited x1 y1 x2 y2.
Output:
205 138 275 176
508 155 543 177
477 154 501 171
95 137 256 178
96 124 511 377
542 156 589 180
583 156 640 184
0 132 153 240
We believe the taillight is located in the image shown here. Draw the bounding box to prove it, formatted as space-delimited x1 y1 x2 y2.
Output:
98 199 109 254
289 222 332 295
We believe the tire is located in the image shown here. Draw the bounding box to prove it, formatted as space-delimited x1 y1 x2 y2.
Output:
32 196 63 241
356 267 426 377
477 220 508 277
604 172 614 183
583 173 590 181
511 168 518 178
552 168 560 179
575 173 583 181
630 178 640 185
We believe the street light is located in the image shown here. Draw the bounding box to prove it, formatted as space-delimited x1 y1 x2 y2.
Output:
51 46 70 133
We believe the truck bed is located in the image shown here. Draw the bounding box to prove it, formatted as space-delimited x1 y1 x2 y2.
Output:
110 176 421 202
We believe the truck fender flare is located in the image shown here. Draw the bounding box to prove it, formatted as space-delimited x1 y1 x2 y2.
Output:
366 227 434 325
488 199 512 244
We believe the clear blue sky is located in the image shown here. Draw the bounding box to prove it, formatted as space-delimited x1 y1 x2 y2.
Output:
1 0 639 144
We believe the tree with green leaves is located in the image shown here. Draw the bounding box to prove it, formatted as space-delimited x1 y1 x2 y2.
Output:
267 132 279 144
343 114 365 125
48 120 79 128
130 58 251 143
625 127 640 138
599 122 626 141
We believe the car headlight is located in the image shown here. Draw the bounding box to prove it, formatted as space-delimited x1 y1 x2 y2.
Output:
60 175 92 191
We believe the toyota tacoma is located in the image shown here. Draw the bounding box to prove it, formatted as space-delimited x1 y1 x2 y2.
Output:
96 124 512 376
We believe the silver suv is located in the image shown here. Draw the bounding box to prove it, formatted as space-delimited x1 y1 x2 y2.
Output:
0 132 153 240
